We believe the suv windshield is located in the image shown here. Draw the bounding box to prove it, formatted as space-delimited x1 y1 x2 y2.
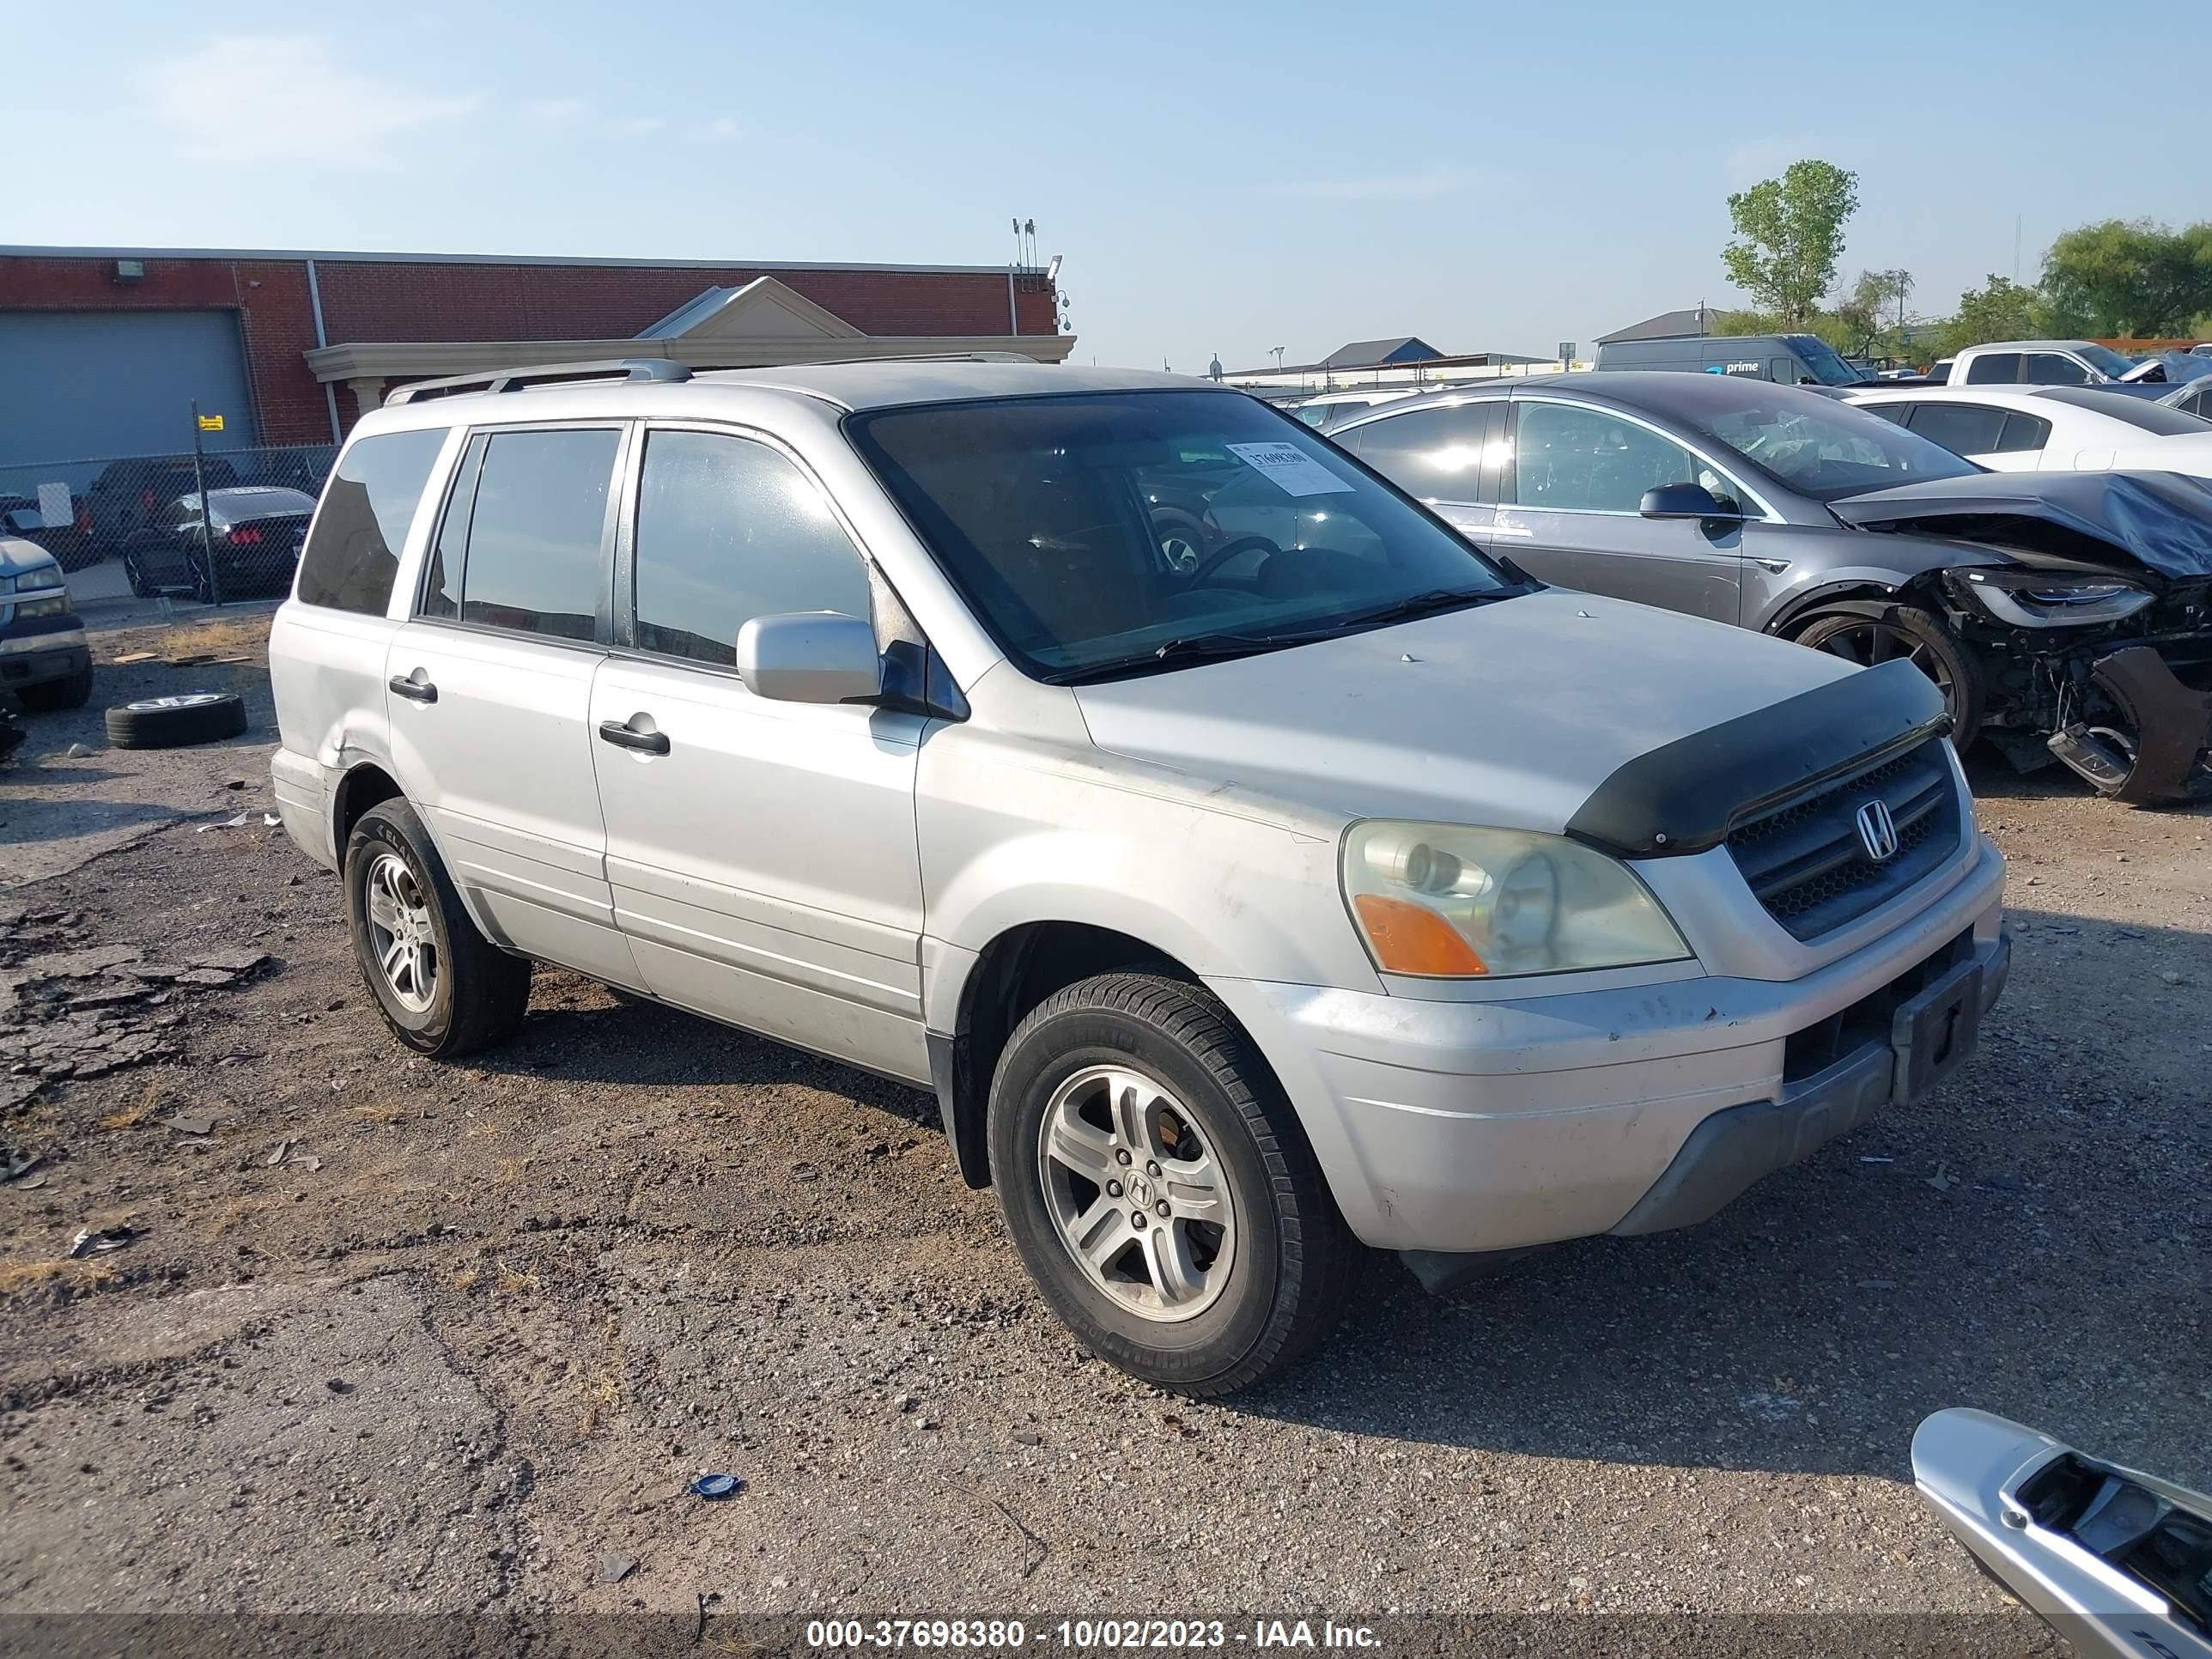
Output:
850 391 1519 681
1686 394 1980 501
1786 335 1868 386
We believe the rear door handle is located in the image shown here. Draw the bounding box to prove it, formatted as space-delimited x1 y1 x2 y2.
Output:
388 674 437 703
598 719 670 756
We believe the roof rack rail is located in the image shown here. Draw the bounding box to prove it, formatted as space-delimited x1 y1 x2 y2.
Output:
383 349 1054 407
386 357 694 405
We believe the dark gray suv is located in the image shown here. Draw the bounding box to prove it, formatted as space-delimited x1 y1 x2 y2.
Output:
1334 374 2212 803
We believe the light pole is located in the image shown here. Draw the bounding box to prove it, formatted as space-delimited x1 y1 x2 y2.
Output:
1270 346 1286 374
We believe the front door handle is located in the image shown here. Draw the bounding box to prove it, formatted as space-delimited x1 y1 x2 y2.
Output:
598 719 670 756
388 674 437 703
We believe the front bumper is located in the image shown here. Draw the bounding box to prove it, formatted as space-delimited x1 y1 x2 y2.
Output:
1206 832 2007 1256
0 625 89 690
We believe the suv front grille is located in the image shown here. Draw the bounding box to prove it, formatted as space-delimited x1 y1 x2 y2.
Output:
1727 738 1963 941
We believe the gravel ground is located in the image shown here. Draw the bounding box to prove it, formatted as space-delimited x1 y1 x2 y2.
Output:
0 617 2205 1633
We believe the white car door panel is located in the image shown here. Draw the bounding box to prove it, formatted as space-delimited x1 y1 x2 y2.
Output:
386 422 646 989
590 424 928 1083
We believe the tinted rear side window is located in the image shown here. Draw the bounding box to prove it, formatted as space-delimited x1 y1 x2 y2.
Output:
1347 404 1496 501
453 428 620 643
1963 352 2022 385
1995 412 2051 453
1907 403 2010 455
295 428 447 615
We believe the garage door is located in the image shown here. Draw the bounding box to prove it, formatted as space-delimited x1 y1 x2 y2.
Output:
0 310 258 470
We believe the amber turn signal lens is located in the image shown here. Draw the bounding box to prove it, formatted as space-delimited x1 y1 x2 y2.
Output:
1352 894 1488 976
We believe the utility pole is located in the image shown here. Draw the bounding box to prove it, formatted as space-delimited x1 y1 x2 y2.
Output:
190 400 222 608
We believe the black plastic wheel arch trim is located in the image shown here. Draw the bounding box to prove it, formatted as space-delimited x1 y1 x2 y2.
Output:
1565 659 1950 859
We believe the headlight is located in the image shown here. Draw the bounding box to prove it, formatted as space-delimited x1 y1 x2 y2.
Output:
1341 821 1690 979
1957 569 2154 628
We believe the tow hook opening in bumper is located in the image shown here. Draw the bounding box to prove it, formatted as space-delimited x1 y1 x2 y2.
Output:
2046 645 2212 805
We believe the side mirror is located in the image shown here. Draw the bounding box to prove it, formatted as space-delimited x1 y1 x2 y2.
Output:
1640 483 1743 521
734 612 882 705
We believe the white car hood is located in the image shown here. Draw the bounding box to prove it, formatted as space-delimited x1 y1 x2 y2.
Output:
1072 589 1859 833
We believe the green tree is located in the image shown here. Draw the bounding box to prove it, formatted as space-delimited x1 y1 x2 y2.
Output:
1936 275 2050 358
1722 161 1860 327
2041 219 2212 337
1712 309 1782 335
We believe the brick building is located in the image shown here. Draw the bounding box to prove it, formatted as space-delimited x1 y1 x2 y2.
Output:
0 245 1068 469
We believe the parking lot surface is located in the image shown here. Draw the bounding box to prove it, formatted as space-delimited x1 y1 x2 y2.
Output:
0 620 2205 1625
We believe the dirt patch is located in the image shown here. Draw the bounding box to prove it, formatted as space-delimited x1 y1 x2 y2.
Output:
1 613 279 887
0 672 2204 1620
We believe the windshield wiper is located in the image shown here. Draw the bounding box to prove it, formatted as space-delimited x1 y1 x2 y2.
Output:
1036 629 1310 684
1309 587 1504 635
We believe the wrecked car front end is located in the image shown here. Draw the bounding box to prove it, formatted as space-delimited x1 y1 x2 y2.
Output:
1833 471 2212 803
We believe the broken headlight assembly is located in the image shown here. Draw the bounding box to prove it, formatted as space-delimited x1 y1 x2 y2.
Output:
1954 568 2154 629
1340 821 1689 978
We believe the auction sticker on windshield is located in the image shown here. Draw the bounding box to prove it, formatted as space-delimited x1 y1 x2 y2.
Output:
1227 441 1355 496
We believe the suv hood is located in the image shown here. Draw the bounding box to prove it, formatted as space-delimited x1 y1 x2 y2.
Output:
1831 470 2212 582
1072 590 1861 835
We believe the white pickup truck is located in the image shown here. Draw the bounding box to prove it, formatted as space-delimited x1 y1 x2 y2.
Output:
1950 339 2161 389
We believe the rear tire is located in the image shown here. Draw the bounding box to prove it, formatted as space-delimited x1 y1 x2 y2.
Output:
988 972 1352 1397
1791 603 1984 745
343 798 531 1058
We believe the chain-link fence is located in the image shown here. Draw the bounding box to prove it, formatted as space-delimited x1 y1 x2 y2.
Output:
0 443 337 604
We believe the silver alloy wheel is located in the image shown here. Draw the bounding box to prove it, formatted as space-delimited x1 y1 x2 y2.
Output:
1036 1063 1237 1322
364 852 439 1014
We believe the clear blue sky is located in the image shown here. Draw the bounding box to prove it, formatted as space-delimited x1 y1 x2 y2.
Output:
14 0 2211 369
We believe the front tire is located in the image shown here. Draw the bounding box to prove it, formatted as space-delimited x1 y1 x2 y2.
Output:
20 667 93 712
1791 602 1984 745
343 799 531 1058
988 972 1352 1397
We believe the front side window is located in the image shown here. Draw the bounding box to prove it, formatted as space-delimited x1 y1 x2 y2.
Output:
1905 403 2011 456
434 428 619 643
631 430 872 667
1513 403 1698 512
1688 393 1979 501
849 391 1517 683
1349 404 1497 503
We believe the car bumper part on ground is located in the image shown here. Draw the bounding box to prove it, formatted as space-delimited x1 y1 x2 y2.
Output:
0 625 89 690
2046 644 2212 804
1209 834 2008 1261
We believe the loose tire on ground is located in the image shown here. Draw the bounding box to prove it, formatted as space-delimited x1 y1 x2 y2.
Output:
19 667 93 713
343 798 532 1059
988 971 1353 1397
102 691 248 749
1791 602 1984 745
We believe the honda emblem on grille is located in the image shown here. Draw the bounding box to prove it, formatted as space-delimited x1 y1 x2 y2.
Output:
1856 799 1900 862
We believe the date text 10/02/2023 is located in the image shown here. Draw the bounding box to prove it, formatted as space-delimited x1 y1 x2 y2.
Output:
804 1620 1382 1650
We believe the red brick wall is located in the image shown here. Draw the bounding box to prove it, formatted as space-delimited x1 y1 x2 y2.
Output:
314 261 1056 342
0 253 1062 448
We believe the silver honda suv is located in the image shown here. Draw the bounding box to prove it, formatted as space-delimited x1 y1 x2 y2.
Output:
270 358 2008 1395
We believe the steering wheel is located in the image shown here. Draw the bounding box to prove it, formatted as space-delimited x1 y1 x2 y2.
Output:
1180 535 1280 586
